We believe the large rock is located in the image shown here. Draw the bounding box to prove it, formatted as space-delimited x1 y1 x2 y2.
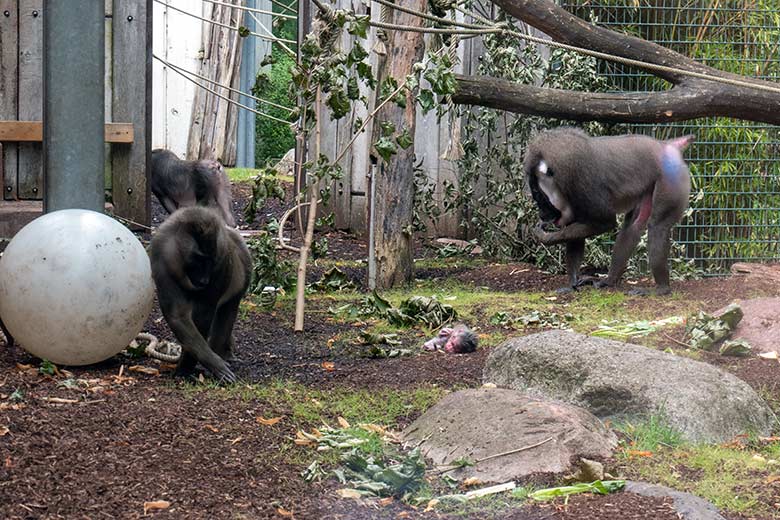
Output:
484 330 776 443
402 388 617 483
717 297 780 354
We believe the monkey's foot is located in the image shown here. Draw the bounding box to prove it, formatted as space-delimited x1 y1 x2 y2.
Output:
574 275 604 288
221 352 242 364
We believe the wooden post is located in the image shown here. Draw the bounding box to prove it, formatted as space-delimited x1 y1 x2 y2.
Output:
18 0 42 200
0 1 18 201
369 0 426 288
112 0 151 226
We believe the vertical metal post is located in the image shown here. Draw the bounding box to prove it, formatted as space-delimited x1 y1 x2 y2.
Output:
236 0 257 168
43 1 105 212
367 163 377 290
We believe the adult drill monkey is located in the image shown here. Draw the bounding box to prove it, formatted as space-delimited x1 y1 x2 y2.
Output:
524 127 694 295
150 206 250 383
151 149 236 227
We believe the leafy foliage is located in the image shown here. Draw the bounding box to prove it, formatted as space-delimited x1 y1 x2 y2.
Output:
244 168 286 223
246 233 296 294
254 0 297 164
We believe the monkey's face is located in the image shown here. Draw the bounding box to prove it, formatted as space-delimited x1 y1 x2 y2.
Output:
529 160 574 226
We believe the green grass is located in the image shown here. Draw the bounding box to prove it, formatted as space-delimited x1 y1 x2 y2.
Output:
621 445 770 515
187 379 445 429
614 415 685 451
226 167 294 184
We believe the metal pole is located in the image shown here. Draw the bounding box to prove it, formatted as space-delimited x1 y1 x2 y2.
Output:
367 163 377 290
236 0 257 168
43 1 105 213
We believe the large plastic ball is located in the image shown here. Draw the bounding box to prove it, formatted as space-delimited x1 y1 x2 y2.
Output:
0 209 154 365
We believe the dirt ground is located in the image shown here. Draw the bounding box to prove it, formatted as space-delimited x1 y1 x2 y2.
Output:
2 182 780 519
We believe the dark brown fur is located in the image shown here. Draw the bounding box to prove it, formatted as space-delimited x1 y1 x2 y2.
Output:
151 149 236 227
150 206 250 383
524 127 693 295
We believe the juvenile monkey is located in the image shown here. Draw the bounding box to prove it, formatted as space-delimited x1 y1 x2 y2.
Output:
151 149 236 227
524 127 694 295
150 206 250 383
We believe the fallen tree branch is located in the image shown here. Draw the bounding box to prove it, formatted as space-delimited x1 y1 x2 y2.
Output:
451 0 780 124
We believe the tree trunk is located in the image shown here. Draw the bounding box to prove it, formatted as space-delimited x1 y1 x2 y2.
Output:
369 0 426 289
187 1 243 164
450 0 780 124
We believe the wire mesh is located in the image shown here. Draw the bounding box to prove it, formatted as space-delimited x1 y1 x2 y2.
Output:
561 0 780 273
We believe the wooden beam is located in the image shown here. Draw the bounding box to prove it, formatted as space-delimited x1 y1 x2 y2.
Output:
0 121 134 143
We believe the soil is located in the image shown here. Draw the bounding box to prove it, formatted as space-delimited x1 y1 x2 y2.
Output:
3 181 780 519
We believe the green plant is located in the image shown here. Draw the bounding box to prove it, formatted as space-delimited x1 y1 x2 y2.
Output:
254 1 298 164
246 233 296 294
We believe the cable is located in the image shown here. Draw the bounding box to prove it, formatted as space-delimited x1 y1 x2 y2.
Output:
155 55 295 113
200 0 297 20
153 54 293 124
155 0 297 53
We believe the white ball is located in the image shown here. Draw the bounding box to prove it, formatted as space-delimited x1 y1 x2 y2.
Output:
0 209 154 365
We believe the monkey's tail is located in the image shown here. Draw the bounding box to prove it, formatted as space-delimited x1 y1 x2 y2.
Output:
667 134 696 151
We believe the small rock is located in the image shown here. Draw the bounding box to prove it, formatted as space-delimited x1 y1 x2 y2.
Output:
274 149 296 176
625 481 726 520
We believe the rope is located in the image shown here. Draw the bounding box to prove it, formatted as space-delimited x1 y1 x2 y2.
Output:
153 54 294 124
156 54 295 113
155 0 298 52
133 333 182 363
347 1 780 96
200 0 297 20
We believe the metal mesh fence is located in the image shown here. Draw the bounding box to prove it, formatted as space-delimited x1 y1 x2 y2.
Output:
562 0 780 273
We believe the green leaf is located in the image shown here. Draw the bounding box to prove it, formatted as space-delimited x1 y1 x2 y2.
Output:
356 62 376 88
418 89 435 113
379 120 395 137
238 26 251 38
396 128 413 149
326 88 351 120
347 42 369 67
375 136 397 162
348 15 370 38
347 76 360 100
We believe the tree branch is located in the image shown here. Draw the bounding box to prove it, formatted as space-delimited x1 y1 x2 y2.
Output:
453 75 780 125
450 0 780 124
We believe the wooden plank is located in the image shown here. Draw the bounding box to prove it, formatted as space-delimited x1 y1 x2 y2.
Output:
0 122 134 143
111 0 151 226
0 1 18 200
18 0 43 200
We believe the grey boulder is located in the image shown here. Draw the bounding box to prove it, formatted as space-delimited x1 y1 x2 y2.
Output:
402 388 617 483
484 330 776 443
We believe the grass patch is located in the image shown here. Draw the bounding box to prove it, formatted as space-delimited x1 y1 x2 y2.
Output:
196 379 445 429
614 415 685 451
226 167 294 184
620 445 769 515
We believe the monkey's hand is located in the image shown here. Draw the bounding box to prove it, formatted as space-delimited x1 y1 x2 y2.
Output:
532 222 559 245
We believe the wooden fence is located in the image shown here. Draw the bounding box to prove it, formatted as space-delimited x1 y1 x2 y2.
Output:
0 0 151 229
